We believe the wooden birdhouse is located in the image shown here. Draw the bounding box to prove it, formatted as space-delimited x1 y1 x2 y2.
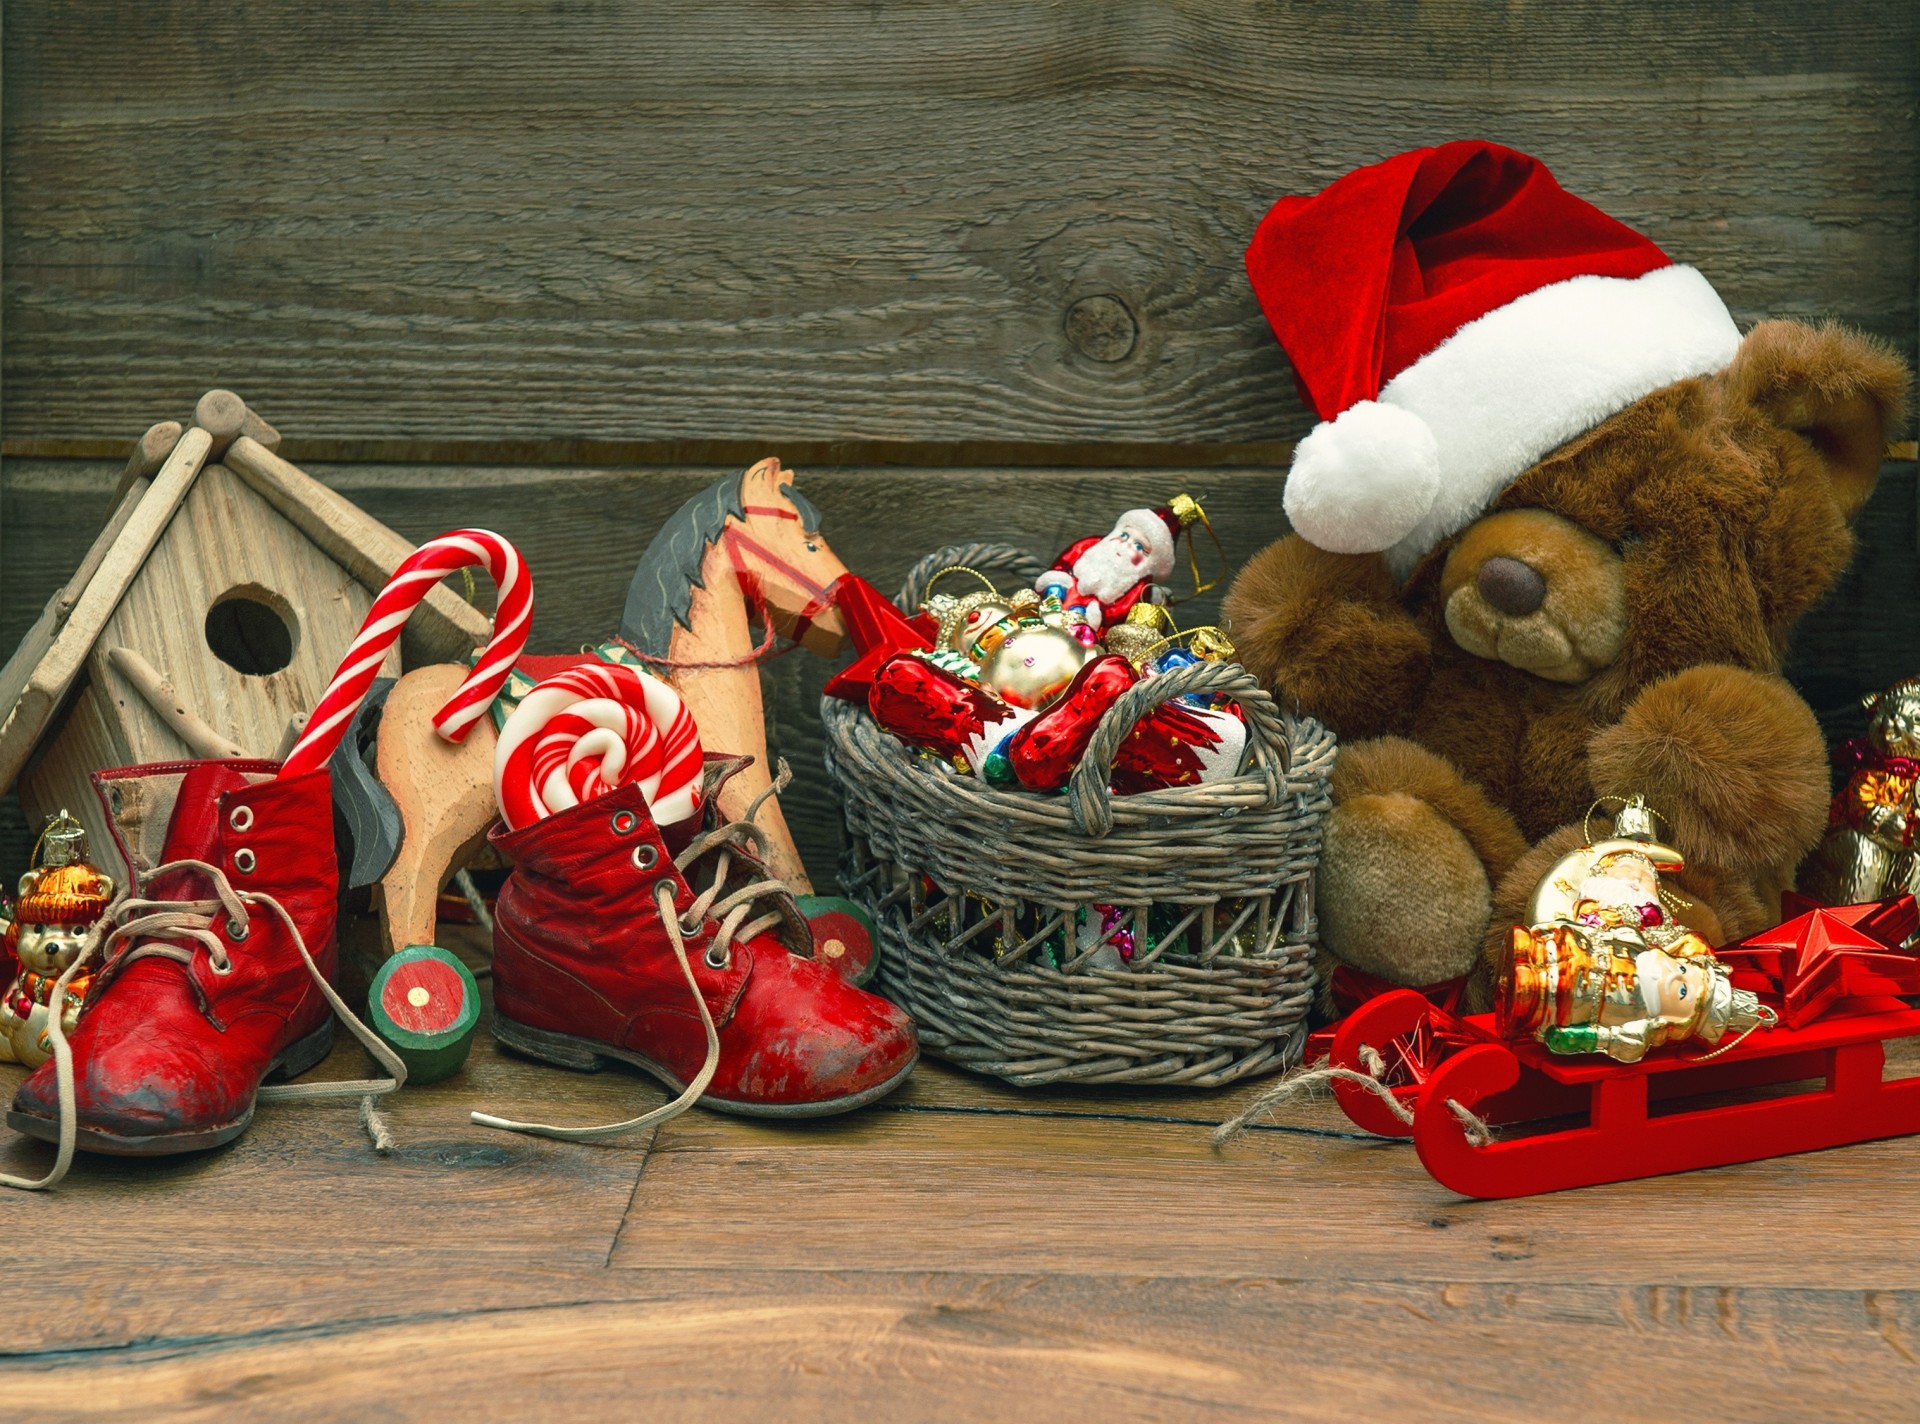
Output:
0 391 490 859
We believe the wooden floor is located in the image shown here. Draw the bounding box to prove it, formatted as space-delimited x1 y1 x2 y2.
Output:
5 928 1920 1421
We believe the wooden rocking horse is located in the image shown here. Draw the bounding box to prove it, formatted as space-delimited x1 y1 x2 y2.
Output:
344 457 880 966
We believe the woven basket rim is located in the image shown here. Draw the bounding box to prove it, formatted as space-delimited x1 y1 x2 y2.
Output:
826 695 1332 834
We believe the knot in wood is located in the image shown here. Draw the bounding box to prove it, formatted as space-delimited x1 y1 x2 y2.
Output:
1064 294 1138 363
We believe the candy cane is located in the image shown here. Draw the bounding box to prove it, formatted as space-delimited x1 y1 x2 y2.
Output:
494 662 704 831
281 530 532 778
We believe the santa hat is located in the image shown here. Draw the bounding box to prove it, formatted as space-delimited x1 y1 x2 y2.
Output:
14 862 111 927
1247 141 1741 578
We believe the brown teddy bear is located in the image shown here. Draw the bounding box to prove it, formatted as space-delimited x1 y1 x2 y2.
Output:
1227 142 1911 1008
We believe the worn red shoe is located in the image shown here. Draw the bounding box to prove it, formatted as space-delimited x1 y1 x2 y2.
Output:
473 782 917 1139
5 759 402 1186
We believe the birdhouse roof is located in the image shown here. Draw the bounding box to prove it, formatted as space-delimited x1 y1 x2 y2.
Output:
0 406 490 795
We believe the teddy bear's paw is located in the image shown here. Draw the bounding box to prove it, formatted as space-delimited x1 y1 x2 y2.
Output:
1589 664 1828 876
1319 792 1491 987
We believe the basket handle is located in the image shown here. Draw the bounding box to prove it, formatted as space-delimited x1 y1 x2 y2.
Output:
894 542 1048 614
1066 659 1293 839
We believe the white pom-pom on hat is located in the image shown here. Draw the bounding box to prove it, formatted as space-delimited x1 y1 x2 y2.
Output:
1282 399 1441 555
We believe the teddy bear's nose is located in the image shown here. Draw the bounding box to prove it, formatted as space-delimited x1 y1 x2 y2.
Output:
1477 556 1547 616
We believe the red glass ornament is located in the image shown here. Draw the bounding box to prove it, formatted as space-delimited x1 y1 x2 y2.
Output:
1006 655 1137 790
867 654 1008 761
823 574 934 703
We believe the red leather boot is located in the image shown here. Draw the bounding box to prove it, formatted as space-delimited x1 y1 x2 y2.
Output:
472 782 916 1140
7 759 401 1178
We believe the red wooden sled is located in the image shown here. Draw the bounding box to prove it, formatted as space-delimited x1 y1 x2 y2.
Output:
1327 988 1920 1198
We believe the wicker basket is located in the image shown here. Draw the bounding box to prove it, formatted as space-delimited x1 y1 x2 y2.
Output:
821 542 1337 1087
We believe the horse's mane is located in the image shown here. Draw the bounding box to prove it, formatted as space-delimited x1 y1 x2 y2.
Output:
619 469 748 655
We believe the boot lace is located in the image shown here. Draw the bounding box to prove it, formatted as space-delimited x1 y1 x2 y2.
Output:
0 859 408 1193
471 803 795 1143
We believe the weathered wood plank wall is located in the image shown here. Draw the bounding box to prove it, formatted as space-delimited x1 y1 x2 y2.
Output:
2 0 1917 880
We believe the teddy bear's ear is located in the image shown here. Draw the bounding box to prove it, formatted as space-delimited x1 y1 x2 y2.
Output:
1721 320 1911 518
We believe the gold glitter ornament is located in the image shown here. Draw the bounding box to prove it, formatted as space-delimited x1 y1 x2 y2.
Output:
1497 795 1771 1062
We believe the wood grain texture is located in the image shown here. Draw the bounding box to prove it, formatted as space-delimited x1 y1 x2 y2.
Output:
6 456 1917 884
23 1276 1920 1422
2 1 1913 449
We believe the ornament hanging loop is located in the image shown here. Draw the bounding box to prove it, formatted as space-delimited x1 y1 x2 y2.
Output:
1166 492 1227 603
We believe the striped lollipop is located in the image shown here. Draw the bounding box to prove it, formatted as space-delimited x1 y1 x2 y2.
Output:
493 662 704 832
281 530 532 779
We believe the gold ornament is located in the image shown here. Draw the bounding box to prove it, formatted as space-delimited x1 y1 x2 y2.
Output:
1801 676 1920 909
1 811 115 1068
979 623 1092 709
1496 795 1771 1062
1103 602 1175 667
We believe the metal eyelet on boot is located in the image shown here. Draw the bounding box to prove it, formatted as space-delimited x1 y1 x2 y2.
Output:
611 809 638 835
631 843 658 870
227 918 249 943
233 848 257 874
229 805 255 833
209 955 235 977
704 944 731 971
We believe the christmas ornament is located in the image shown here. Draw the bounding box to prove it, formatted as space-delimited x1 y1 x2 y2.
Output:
493 661 704 832
1005 655 1140 790
1100 601 1177 667
1800 676 1920 907
977 613 1093 710
1495 796 1771 1062
283 528 533 777
1718 894 1920 1029
1108 696 1248 795
868 653 1027 767
1035 493 1216 633
367 944 482 1084
820 572 934 703
0 812 114 1069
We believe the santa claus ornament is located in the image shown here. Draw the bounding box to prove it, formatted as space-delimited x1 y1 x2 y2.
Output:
1036 493 1216 638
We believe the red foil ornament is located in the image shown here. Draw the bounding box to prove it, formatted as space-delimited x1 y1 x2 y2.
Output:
1004 655 1251 794
1719 893 1920 1028
823 574 935 703
1007 655 1137 790
867 654 1007 761
1111 699 1248 794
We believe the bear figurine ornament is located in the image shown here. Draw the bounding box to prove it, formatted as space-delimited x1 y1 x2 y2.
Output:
1226 141 1911 1010
0 812 115 1068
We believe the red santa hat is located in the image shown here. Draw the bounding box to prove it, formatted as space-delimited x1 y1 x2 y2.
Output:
1247 141 1741 578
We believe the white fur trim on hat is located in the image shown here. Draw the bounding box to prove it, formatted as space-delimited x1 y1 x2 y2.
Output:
1287 265 1742 579
1112 507 1177 578
1284 400 1442 554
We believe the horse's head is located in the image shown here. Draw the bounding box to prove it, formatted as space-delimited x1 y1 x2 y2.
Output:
724 458 851 656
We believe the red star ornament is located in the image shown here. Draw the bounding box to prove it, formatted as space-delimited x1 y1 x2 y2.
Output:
1719 894 1920 1029
822 574 934 703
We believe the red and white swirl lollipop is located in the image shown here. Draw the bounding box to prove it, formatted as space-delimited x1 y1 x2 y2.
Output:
494 662 704 831
282 529 532 779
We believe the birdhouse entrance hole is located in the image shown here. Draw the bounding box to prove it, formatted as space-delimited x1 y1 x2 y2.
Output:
205 586 297 676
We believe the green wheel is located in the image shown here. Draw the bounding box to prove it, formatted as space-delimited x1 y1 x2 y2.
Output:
794 894 880 987
368 945 482 1085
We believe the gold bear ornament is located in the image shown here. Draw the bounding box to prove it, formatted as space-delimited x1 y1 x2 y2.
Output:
0 812 114 1068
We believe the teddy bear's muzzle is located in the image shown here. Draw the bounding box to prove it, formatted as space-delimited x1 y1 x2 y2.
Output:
1439 510 1629 683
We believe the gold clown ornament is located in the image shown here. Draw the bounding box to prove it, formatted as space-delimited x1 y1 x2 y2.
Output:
0 811 115 1068
1496 796 1772 1063
922 570 1093 711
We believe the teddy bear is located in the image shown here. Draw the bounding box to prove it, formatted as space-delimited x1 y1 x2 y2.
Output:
1224 141 1911 1009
